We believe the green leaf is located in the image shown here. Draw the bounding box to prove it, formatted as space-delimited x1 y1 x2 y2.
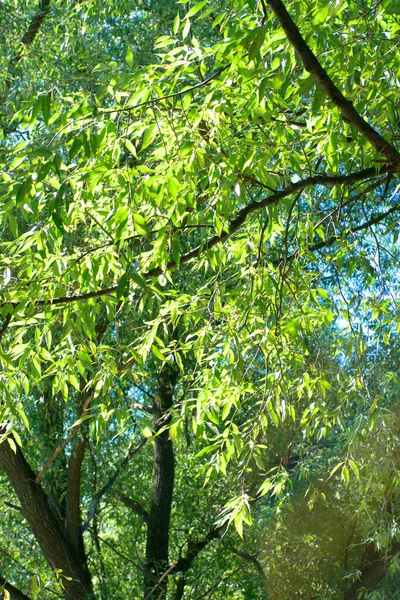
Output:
341 465 350 486
182 18 191 40
248 25 267 61
41 93 51 124
133 213 149 235
173 13 180 34
349 459 360 481
16 178 32 205
151 345 165 361
186 0 208 18
141 124 157 151
126 47 134 67
124 138 137 157
116 271 130 300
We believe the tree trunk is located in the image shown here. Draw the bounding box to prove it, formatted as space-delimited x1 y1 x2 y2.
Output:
144 365 177 599
0 435 94 600
66 435 92 585
344 541 400 600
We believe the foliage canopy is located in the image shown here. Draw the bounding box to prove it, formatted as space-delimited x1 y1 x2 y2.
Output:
1 0 400 599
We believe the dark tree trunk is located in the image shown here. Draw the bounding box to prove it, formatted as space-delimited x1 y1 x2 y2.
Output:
0 436 94 600
66 435 92 584
144 365 178 599
344 541 400 600
0 575 31 600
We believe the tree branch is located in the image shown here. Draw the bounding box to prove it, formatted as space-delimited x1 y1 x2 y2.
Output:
97 67 228 115
264 0 400 166
229 546 268 586
83 435 147 531
3 165 390 309
307 200 400 255
119 494 150 524
0 435 93 599
7 0 52 72
0 576 31 600
344 541 400 600
35 391 94 484
21 0 51 48
0 314 12 341
173 526 222 574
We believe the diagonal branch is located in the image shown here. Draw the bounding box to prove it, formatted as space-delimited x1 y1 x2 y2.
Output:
83 435 147 531
229 546 268 586
0 575 31 600
35 391 94 484
119 494 150 524
173 526 223 574
307 200 400 255
98 66 228 115
20 0 51 49
264 0 400 167
2 166 391 310
8 0 52 73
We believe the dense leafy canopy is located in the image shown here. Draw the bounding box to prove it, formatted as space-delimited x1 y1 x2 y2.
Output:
1 0 400 598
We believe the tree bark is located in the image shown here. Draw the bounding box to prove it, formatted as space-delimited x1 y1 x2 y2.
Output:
0 436 94 600
144 365 178 599
0 575 31 600
344 541 400 600
65 435 92 584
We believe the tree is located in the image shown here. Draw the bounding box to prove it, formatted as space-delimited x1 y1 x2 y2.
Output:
1 0 400 598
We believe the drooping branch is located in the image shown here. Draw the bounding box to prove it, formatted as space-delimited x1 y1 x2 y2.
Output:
3 165 391 310
307 200 400 255
98 66 228 115
264 0 400 167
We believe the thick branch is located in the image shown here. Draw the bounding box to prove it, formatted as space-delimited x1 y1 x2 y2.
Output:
21 0 51 48
0 437 93 599
65 436 87 559
230 546 268 587
7 0 52 72
344 541 400 600
119 494 150 524
173 527 222 574
35 391 94 484
265 0 400 166
144 364 178 598
0 314 12 341
0 576 31 600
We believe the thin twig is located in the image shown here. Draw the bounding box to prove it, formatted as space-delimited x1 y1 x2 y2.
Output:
35 391 94 484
